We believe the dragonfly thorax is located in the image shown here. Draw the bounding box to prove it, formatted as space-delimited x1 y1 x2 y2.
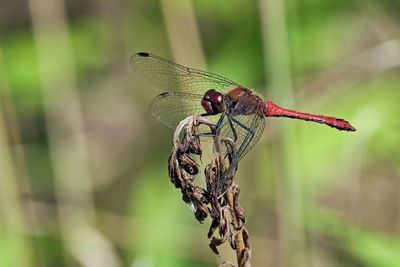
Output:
201 89 226 115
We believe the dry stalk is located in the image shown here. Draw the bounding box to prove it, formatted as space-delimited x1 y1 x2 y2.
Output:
168 115 251 267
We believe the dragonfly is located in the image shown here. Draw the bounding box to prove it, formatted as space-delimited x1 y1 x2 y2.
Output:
130 52 356 177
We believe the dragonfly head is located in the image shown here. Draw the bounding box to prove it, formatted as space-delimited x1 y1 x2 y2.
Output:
202 89 226 115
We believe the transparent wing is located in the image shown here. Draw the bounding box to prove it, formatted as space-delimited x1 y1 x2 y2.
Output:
219 113 265 162
149 91 221 129
217 89 266 163
213 112 265 194
130 52 238 94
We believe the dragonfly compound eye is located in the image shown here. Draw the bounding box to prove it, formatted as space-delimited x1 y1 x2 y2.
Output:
202 89 225 115
210 91 223 105
209 90 225 114
201 98 213 114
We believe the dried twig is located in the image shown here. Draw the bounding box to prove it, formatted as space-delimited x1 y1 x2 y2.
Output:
168 115 251 266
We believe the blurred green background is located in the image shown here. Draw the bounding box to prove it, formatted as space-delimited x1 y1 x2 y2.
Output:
1 0 400 266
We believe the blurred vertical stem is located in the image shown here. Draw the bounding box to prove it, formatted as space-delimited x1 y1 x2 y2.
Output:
28 0 120 266
226 187 249 267
0 50 33 267
160 0 206 67
259 0 308 266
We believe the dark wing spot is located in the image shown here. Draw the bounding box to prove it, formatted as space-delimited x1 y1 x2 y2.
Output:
158 92 169 98
137 52 149 57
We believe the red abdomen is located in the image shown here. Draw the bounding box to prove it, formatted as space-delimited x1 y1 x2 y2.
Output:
263 101 356 131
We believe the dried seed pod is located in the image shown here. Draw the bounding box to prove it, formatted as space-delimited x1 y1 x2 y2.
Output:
167 115 251 266
178 153 199 175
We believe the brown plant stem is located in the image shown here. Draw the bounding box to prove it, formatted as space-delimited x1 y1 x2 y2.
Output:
168 115 251 266
211 124 249 267
226 187 247 267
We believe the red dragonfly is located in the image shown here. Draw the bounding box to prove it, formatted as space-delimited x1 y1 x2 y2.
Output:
131 52 356 174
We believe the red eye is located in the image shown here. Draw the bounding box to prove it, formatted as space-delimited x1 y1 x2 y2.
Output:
210 92 223 105
202 89 225 115
204 89 215 99
201 99 211 110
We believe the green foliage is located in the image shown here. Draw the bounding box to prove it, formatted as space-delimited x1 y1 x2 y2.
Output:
1 0 399 266
1 30 41 112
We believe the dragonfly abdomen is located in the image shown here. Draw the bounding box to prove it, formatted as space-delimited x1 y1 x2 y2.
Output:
263 101 356 131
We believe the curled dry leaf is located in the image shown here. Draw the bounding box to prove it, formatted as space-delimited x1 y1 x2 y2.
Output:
168 115 251 267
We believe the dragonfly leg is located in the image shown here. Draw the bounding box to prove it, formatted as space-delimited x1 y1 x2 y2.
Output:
196 113 226 138
230 117 255 156
195 121 218 127
194 113 221 128
227 116 238 142
197 132 217 137
220 125 255 187
231 117 251 132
